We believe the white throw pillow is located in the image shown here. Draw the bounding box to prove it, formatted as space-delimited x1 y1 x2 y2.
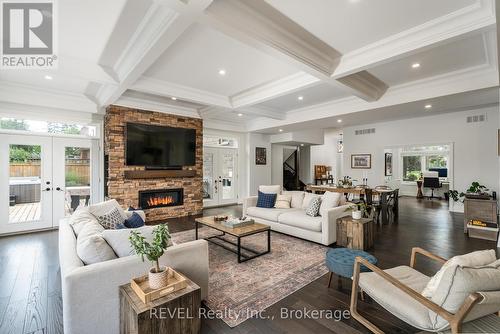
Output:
302 192 320 209
305 197 322 217
68 206 98 236
421 249 497 298
258 185 281 194
274 194 292 209
319 191 342 216
88 199 128 221
102 226 173 258
76 220 117 265
282 191 305 208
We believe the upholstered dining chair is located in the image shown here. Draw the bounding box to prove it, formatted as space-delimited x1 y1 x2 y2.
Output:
351 248 500 334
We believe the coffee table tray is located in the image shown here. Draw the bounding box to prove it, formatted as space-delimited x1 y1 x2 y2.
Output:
131 268 187 304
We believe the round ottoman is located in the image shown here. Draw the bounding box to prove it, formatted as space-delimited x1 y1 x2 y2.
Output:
326 248 377 289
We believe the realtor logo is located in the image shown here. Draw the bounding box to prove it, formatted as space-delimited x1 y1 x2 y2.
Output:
1 0 57 69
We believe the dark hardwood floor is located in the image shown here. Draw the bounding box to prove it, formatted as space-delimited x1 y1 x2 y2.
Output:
0 197 497 334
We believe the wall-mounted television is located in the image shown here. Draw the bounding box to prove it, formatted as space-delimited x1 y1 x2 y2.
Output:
126 123 196 168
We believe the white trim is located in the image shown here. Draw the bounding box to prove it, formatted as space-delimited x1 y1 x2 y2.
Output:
114 95 201 119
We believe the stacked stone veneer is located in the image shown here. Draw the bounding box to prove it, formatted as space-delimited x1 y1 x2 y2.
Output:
104 105 203 221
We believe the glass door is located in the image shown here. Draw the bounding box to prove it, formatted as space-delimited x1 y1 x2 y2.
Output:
203 147 218 207
52 138 99 225
0 134 53 234
218 148 238 205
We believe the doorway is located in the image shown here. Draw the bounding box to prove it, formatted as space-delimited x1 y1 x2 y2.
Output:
0 134 100 234
203 147 238 207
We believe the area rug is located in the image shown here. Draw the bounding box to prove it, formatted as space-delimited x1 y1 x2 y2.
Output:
171 227 328 327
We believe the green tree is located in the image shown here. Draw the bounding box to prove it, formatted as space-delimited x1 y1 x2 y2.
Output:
48 122 81 135
1 119 29 130
9 145 41 162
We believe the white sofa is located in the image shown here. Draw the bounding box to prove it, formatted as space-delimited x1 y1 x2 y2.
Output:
59 208 209 334
243 188 350 246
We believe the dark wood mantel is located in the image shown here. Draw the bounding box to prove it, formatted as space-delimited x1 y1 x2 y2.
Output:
124 169 196 179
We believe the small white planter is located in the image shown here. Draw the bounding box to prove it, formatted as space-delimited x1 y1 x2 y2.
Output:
352 210 362 220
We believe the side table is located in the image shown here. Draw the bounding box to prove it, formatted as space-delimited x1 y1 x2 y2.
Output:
336 217 374 250
120 276 201 334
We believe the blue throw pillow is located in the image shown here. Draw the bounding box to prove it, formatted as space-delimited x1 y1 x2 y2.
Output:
115 223 127 229
124 212 145 228
256 191 277 208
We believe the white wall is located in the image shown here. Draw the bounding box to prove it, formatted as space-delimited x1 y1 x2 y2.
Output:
246 133 272 195
299 145 311 184
310 128 343 181
342 107 499 212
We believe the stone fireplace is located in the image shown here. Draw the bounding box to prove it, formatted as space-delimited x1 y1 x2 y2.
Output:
104 105 203 222
139 188 184 210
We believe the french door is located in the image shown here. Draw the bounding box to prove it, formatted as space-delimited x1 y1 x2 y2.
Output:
203 147 238 207
0 134 99 234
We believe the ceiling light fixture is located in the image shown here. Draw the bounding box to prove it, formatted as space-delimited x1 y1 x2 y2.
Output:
298 96 304 101
171 97 177 100
337 119 342 123
237 113 243 117
425 104 432 109
218 69 226 76
279 129 283 132
411 63 421 69
300 144 304 147
44 75 53 80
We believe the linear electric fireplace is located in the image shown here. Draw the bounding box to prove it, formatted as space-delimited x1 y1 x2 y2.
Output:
139 188 183 210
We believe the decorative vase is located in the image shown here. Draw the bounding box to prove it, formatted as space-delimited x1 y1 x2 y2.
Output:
352 210 362 220
148 267 170 289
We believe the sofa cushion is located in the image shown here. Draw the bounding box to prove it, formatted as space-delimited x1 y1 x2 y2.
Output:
258 185 281 194
246 207 296 222
76 220 117 265
359 266 432 330
283 191 305 208
88 199 128 221
256 191 277 208
95 207 125 230
68 206 98 236
274 194 292 209
278 210 322 232
319 191 342 216
302 192 320 209
102 226 173 257
422 249 496 298
306 197 322 217
430 262 500 330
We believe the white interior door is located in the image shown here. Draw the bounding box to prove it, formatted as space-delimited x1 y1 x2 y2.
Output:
203 147 219 207
52 137 99 225
0 134 53 234
203 147 238 207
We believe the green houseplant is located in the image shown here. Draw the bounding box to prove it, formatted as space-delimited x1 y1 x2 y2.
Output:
129 224 171 289
345 202 373 220
449 182 489 202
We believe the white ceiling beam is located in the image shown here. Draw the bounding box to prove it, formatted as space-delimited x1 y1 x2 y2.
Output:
336 71 389 103
230 72 320 109
94 0 214 107
237 106 285 120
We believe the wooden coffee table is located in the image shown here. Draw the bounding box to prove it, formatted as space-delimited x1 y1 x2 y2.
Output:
195 216 271 263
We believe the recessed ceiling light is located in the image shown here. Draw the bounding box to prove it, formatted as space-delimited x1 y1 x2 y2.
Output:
44 75 53 80
237 113 243 117
171 97 177 100
279 129 283 132
337 119 342 123
298 96 304 101
218 69 226 76
412 63 421 69
425 104 432 109
300 144 304 147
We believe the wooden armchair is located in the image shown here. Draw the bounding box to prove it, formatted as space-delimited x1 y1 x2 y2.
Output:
350 248 500 334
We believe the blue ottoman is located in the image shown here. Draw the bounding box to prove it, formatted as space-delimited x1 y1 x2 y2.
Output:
326 248 377 289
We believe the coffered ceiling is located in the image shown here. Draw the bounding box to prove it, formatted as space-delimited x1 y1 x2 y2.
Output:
0 0 497 133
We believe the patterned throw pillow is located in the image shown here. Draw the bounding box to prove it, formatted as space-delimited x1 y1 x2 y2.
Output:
306 197 322 217
256 191 277 208
95 207 125 229
274 194 292 209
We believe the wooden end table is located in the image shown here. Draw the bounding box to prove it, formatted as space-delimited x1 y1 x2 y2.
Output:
195 216 271 263
120 277 201 334
336 217 374 250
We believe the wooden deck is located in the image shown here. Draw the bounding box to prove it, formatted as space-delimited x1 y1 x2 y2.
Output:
9 202 41 223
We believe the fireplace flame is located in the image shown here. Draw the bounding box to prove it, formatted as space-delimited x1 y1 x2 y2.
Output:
147 195 175 207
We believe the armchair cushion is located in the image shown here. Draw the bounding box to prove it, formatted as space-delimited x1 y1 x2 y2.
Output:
359 265 433 330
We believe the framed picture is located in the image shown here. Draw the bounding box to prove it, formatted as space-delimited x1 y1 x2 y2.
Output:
351 154 371 169
255 147 267 165
385 153 393 176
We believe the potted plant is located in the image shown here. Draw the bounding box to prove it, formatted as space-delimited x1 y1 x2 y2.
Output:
129 224 171 289
449 182 489 202
345 202 373 220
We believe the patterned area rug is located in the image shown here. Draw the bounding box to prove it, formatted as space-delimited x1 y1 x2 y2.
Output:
171 227 328 327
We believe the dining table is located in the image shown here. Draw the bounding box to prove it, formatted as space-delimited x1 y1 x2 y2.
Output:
305 184 398 224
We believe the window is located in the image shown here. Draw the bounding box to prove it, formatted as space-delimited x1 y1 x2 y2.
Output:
0 118 97 137
401 144 450 181
203 135 238 148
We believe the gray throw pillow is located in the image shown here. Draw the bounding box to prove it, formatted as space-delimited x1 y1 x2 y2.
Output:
95 207 125 229
306 197 322 217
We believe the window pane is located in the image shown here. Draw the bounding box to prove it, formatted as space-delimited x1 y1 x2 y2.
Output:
427 155 448 169
0 118 96 137
65 147 91 216
403 156 421 181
